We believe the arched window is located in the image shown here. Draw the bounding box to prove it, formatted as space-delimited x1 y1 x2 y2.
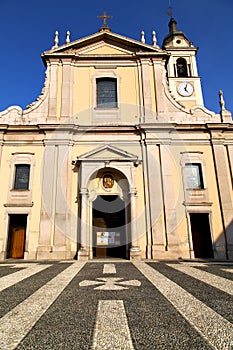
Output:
97 78 117 108
176 58 189 77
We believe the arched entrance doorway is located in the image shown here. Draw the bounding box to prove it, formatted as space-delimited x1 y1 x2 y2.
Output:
77 150 141 261
93 195 130 259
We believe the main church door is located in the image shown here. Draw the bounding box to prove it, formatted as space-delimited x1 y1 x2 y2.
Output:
93 195 129 259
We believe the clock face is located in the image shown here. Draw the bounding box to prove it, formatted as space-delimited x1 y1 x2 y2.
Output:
177 82 194 97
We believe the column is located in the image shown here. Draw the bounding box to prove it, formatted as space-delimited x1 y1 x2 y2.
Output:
130 189 141 260
78 188 90 260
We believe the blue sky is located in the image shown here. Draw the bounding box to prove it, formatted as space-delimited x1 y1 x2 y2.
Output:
0 0 232 114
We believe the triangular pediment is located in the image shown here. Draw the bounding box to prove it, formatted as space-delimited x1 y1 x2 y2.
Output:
42 30 165 59
77 41 132 55
78 145 138 161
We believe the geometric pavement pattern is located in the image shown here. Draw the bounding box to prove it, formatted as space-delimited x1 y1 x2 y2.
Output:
0 260 232 350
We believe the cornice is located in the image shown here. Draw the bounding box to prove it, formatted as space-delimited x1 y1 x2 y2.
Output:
3 125 42 132
1 122 233 139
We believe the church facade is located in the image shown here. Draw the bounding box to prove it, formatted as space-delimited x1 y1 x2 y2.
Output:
0 18 232 261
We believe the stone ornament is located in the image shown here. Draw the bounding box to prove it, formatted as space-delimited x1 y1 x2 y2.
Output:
53 31 59 49
102 173 114 190
219 90 226 110
141 31 145 44
66 31 70 44
152 31 157 46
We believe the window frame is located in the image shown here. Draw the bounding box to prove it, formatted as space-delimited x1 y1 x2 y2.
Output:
13 164 31 191
96 77 118 109
92 71 121 121
185 163 204 190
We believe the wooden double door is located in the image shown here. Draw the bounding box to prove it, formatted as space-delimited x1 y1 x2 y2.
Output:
7 215 27 259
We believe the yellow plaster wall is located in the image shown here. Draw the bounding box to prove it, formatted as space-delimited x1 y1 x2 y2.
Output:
73 67 92 122
117 67 140 123
72 65 141 124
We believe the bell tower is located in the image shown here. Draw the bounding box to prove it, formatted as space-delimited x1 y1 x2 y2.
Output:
163 18 204 109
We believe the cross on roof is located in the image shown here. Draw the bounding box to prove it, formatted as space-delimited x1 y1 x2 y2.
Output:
166 5 173 17
97 11 113 30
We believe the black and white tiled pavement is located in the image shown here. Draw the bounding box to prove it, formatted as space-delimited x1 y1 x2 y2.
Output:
0 260 232 350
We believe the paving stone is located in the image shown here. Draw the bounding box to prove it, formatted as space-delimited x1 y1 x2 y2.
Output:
0 261 231 350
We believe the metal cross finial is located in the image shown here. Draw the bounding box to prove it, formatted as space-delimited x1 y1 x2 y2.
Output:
166 0 173 17
97 11 113 30
166 5 173 17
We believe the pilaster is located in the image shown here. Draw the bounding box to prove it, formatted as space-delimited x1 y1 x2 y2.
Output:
61 59 74 120
147 142 167 258
38 144 56 258
38 139 75 260
212 141 233 259
48 60 59 119
160 144 180 254
140 58 153 122
152 58 167 114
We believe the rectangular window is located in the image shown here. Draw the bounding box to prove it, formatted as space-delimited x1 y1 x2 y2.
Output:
14 165 30 190
97 78 117 108
185 163 203 189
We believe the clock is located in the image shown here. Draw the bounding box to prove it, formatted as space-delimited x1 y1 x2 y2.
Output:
177 82 194 97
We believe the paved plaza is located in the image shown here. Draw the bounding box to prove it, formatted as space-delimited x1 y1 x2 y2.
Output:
0 260 232 350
